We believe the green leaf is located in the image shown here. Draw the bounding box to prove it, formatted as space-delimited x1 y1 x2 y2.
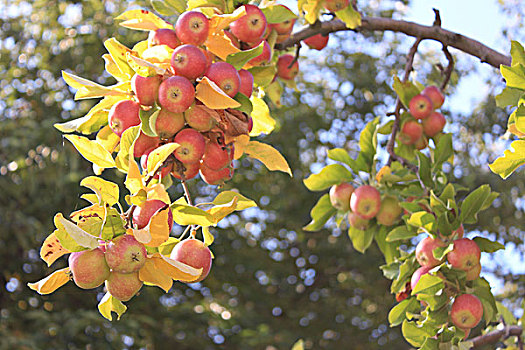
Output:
432 243 454 261
510 40 525 66
377 120 394 135
501 64 525 90
249 66 277 87
489 140 525 179
433 133 453 168
388 298 419 327
386 225 417 242
416 151 433 187
392 76 421 109
459 185 491 224
151 0 178 16
54 213 100 249
357 118 380 172
495 87 524 108
402 320 433 348
496 301 516 325
303 194 337 232
303 164 353 191
98 292 127 321
335 5 361 29
407 212 436 233
233 92 253 114
226 42 264 70
165 0 188 12
348 226 375 253
439 183 456 204
101 207 126 241
391 259 417 293
80 176 119 206
326 148 365 173
471 278 498 324
411 273 444 296
472 237 505 253
380 261 401 280
212 191 257 210
158 237 181 256
416 293 448 311
260 5 297 23
64 135 116 169
374 225 399 264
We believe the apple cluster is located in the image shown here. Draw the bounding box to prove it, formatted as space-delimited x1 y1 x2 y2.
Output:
399 86 447 150
329 183 403 229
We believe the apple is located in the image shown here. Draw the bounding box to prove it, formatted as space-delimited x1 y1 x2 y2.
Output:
447 238 481 271
422 85 445 109
170 239 212 283
175 11 209 46
154 109 185 139
238 69 254 97
267 6 295 34
275 33 291 44
224 30 241 48
348 212 370 230
409 94 433 119
131 74 162 106
173 128 206 163
450 294 483 329
132 199 174 230
148 28 180 49
276 54 299 80
108 100 141 137
324 0 349 12
199 163 233 185
68 248 109 289
465 263 481 281
247 40 272 66
200 48 214 71
204 62 241 97
422 111 446 137
170 44 208 80
158 76 195 113
184 105 217 132
230 4 267 43
329 183 354 211
376 195 402 226
349 185 381 220
140 148 173 180
410 266 432 290
414 135 428 150
171 161 200 180
105 272 143 302
399 120 423 145
415 236 446 268
105 234 147 273
303 34 329 50
202 140 232 170
247 116 253 132
133 132 159 158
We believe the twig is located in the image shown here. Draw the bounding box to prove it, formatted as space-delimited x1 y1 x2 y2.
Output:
470 325 523 349
181 180 193 206
432 8 442 27
289 43 302 68
440 45 455 90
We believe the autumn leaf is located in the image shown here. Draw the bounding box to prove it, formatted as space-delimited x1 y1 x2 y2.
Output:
98 292 127 321
40 231 70 267
28 267 71 295
205 33 241 61
132 208 170 247
64 135 116 169
116 9 173 31
139 258 173 292
151 253 202 282
244 141 292 176
196 77 241 109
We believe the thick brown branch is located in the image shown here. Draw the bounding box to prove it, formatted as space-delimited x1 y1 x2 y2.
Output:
470 325 523 349
276 17 510 69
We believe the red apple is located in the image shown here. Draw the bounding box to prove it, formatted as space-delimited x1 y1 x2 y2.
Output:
170 239 213 283
132 199 173 230
173 128 206 164
171 161 200 180
154 109 185 139
329 183 354 212
450 294 483 329
108 100 141 137
422 85 445 109
465 263 481 281
230 4 267 43
158 76 195 113
303 34 329 50
105 272 143 302
376 195 402 226
148 28 180 49
447 238 481 271
131 74 162 106
268 7 295 35
184 105 216 132
171 44 208 80
105 234 147 273
175 11 209 46
133 132 160 158
410 266 432 290
199 163 233 185
399 120 423 145
204 62 241 97
202 140 232 171
422 111 446 137
238 69 254 97
68 248 110 289
350 185 381 219
247 40 272 66
414 135 428 150
276 54 299 80
224 30 241 48
348 211 370 230
409 94 433 119
324 0 349 12
415 236 446 268
201 48 214 71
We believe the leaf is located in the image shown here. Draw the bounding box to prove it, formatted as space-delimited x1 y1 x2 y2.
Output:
207 197 238 224
401 320 433 348
303 194 337 232
104 38 135 80
243 141 292 176
151 0 178 16
433 133 453 168
171 201 215 226
54 213 100 249
146 184 171 204
496 301 516 325
510 40 525 66
233 92 253 114
472 237 505 253
386 225 417 242
327 148 354 167
356 118 380 172
489 140 525 179
226 42 264 70
374 226 399 264
208 7 246 33
265 80 283 107
407 211 436 233
195 77 241 109
304 164 353 191
152 253 202 282
64 135 116 169
146 143 179 175
459 185 491 224
302 0 323 24
472 278 498 324
249 66 277 87
212 191 257 210
202 226 214 246
164 0 187 13
40 232 70 267
98 292 128 321
96 126 121 154
139 258 173 292
261 5 297 23
495 87 524 108
348 226 375 253
158 237 181 256
125 155 145 195
115 126 140 173
501 64 525 90
115 9 173 31
61 71 129 100
133 207 171 247
411 274 444 295
80 176 119 206
388 298 419 327
416 151 433 187
126 53 167 77
205 33 241 61
27 267 70 295
141 45 174 67
335 6 361 29
103 53 129 82
392 76 421 109
249 97 276 136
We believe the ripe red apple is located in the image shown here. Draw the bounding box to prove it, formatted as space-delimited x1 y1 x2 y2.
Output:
170 239 212 282
409 94 433 119
238 69 254 97
131 74 162 106
108 100 141 137
105 272 143 302
171 161 200 180
276 54 299 80
247 40 272 66
140 148 173 180
205 62 241 97
447 238 481 271
148 28 180 49
329 183 354 212
105 234 147 273
348 212 370 230
133 132 160 158
132 199 174 230
184 105 216 132
376 195 402 226
450 294 483 329
175 11 209 46
422 111 446 137
410 266 432 290
350 185 381 219
399 120 423 145
154 109 185 139
415 236 446 267
414 135 428 150
68 248 110 289
170 44 208 80
324 0 349 12
173 128 206 163
200 48 214 71
268 8 295 35
158 76 195 113
202 140 232 170
422 85 445 109
200 163 233 185
303 34 329 50
465 263 481 281
230 4 267 43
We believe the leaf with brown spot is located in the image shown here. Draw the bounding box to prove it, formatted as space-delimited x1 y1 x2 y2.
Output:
40 231 70 267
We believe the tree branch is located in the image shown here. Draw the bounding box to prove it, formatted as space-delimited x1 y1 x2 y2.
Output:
470 325 523 349
276 17 510 69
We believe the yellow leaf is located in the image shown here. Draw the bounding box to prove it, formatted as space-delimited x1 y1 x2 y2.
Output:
244 141 292 176
54 213 100 249
96 126 120 153
205 33 241 61
207 197 238 224
61 71 130 100
302 0 323 24
102 54 129 82
208 7 246 34
116 9 173 31
265 80 283 107
196 77 241 109
80 194 100 204
141 45 174 68
171 201 215 226
98 292 127 321
132 40 149 56
126 53 167 77
146 142 179 175
139 258 173 292
28 267 70 295
249 97 276 136
212 190 257 210
115 125 140 173
125 155 145 195
158 237 181 256
40 231 70 267
230 134 250 159
202 227 214 246
104 38 136 80
65 134 116 169
80 176 119 206
152 253 202 282
132 208 170 247
146 184 171 203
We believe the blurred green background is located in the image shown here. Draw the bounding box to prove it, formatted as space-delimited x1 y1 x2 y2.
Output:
0 0 524 349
